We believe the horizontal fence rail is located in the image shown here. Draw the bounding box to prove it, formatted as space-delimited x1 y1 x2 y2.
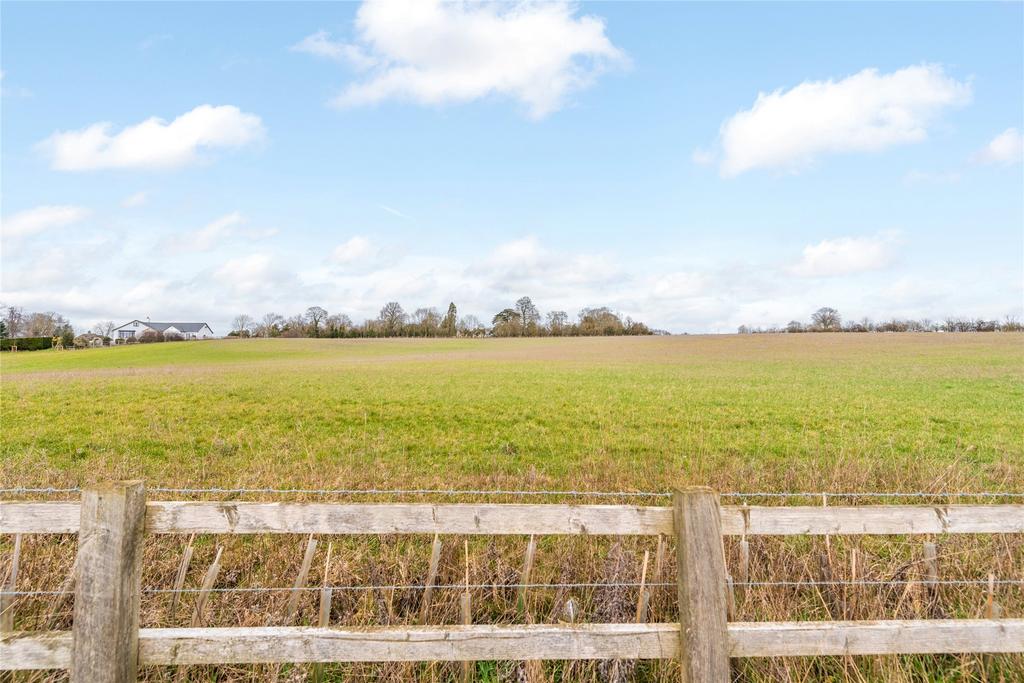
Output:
2 482 1022 680
5 621 1023 670
4 501 1023 536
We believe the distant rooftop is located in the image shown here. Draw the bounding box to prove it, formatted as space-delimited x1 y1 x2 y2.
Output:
120 321 212 333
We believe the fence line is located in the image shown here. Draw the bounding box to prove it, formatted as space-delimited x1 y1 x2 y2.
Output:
6 620 1024 671
2 483 1022 680
4 486 1024 500
4 500 1023 536
3 577 1022 599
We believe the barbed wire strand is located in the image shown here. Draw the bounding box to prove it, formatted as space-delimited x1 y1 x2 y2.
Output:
3 578 1021 598
2 486 1023 499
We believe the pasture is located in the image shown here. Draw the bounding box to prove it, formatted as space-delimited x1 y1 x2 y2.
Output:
2 333 1022 492
2 333 1022 682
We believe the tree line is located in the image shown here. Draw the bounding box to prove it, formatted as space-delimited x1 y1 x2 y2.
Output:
229 297 655 338
738 307 1024 334
1 306 75 340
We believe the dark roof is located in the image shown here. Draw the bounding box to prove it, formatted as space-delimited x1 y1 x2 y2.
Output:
115 320 212 333
144 322 212 333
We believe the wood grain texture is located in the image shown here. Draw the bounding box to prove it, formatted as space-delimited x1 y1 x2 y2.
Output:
1 630 72 670
674 489 730 683
139 624 681 664
71 481 146 683
0 502 79 534
5 501 1023 536
145 502 675 535
728 619 1024 656
720 505 1024 535
5 620 1023 669
1 533 21 631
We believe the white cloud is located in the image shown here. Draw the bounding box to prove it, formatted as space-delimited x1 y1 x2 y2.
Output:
477 235 624 294
38 104 265 171
330 235 376 264
290 30 377 70
316 0 625 119
212 253 294 295
789 233 900 277
121 191 149 207
710 65 971 177
972 128 1024 166
652 271 708 299
163 212 277 253
1 205 90 238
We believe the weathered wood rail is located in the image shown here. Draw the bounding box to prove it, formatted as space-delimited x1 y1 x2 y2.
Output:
2 482 1022 681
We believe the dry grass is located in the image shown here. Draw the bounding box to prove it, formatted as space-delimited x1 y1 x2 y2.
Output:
2 334 1022 681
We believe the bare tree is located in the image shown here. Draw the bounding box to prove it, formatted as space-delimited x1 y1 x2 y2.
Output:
4 306 25 338
811 307 841 331
25 311 69 337
410 307 441 337
515 296 540 335
231 314 255 336
305 306 328 337
93 320 115 339
545 310 568 336
259 312 284 337
457 314 485 337
324 313 352 337
378 302 406 336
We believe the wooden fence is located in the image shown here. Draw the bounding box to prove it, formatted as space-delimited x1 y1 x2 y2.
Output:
1 482 1022 682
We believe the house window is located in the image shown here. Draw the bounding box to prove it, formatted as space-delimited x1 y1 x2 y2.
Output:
119 330 135 338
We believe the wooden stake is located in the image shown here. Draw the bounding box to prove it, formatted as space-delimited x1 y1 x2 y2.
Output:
653 534 666 581
922 542 938 590
738 536 750 586
169 534 195 619
985 573 1002 619
636 550 650 623
725 576 736 621
673 488 730 683
190 546 223 628
419 534 442 624
283 534 318 623
313 542 333 683
517 535 537 616
461 541 473 683
0 534 21 632
71 481 146 683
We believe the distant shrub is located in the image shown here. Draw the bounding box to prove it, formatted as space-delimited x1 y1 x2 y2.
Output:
138 330 165 343
1 337 53 351
164 332 184 342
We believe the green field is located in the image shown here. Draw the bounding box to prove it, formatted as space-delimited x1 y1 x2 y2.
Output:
2 333 1021 492
2 334 1023 682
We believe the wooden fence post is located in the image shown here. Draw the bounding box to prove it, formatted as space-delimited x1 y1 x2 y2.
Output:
673 488 730 683
71 481 146 683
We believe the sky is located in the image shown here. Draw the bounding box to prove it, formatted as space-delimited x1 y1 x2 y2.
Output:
2 1 1022 334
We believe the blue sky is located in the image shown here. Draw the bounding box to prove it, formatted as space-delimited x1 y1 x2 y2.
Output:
2 1 1022 333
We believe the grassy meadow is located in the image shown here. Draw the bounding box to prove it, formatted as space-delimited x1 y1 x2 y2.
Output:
2 333 1022 682
2 333 1022 492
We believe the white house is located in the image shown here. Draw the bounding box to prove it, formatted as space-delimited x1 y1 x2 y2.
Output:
111 320 216 341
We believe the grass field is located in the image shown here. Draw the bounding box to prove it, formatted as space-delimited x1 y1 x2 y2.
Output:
2 334 1023 682
2 334 1022 492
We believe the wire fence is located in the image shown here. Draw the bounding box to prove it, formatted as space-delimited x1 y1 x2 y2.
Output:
3 578 1022 598
3 486 1024 500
